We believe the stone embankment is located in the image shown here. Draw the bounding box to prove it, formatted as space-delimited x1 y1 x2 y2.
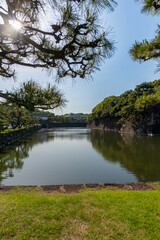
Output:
0 182 156 193
87 105 160 135
42 122 87 128
0 126 41 149
87 118 160 135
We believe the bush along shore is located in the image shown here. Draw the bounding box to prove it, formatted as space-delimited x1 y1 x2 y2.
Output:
0 183 160 239
0 126 41 149
87 79 160 135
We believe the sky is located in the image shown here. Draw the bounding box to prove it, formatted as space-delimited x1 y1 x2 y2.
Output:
0 0 160 114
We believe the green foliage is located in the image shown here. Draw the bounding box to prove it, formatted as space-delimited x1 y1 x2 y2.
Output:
3 80 66 111
0 0 117 80
31 110 88 123
130 1 160 69
49 113 88 123
130 30 160 63
136 0 160 15
0 118 9 132
0 103 39 132
89 79 160 125
90 96 116 120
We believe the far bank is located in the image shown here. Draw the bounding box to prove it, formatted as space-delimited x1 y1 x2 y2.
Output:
87 79 160 136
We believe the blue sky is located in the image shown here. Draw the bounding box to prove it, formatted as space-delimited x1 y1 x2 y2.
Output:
1 0 160 114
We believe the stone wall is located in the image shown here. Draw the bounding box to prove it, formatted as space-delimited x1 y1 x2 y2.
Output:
42 122 87 128
87 118 120 132
0 126 41 149
87 104 160 135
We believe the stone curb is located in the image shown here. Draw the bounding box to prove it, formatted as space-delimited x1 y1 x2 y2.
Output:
0 182 156 193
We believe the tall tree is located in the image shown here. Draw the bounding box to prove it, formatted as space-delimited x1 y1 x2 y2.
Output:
0 80 66 111
130 0 160 69
0 0 116 80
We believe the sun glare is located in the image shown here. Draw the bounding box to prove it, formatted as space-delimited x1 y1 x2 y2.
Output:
9 20 22 30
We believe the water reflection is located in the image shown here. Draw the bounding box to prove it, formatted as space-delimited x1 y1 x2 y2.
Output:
0 145 25 183
48 128 91 140
90 130 160 182
0 130 54 184
0 128 160 185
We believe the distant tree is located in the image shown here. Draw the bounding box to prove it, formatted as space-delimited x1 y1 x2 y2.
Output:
0 80 66 111
130 0 160 70
88 79 160 125
0 0 116 80
0 103 39 129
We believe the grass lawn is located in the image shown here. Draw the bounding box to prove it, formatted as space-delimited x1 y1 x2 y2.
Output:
0 187 160 239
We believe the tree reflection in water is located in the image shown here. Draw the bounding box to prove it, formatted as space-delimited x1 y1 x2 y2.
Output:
89 130 160 182
0 131 54 184
1 129 160 184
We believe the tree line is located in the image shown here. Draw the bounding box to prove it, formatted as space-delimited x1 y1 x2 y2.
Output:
88 79 160 125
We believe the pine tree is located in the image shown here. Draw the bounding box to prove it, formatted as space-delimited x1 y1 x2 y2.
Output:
0 0 117 80
130 0 160 70
0 80 66 111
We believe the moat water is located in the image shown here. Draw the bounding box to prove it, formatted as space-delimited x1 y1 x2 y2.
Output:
0 128 160 185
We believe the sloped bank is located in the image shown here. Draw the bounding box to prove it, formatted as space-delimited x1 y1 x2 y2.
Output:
0 126 41 149
87 80 160 135
87 104 160 135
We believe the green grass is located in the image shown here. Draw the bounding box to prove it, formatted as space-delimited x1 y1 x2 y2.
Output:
0 188 160 239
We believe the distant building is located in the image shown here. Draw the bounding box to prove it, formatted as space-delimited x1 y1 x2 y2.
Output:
65 114 87 120
31 113 48 121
